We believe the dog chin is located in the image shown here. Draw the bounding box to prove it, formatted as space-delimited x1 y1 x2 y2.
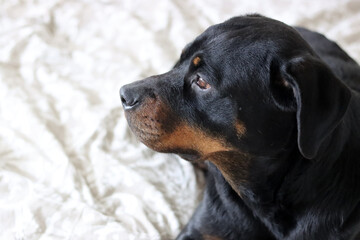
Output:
129 127 162 148
134 132 201 161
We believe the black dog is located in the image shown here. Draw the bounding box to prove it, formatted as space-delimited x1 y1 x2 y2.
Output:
120 14 360 240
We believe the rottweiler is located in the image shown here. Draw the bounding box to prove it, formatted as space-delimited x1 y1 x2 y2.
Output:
120 14 360 240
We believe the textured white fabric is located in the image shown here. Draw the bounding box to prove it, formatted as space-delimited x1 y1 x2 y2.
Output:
0 0 359 239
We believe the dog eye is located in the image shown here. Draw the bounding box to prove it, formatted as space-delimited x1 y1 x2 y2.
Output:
195 76 211 90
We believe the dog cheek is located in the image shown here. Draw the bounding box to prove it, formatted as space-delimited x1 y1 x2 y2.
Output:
159 123 231 154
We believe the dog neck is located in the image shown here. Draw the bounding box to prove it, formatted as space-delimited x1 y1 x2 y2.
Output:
206 141 298 202
206 149 297 237
206 110 357 237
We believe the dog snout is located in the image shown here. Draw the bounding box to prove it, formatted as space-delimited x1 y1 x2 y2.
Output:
120 85 142 110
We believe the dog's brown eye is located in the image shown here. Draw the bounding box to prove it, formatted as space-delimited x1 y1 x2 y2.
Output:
195 76 211 90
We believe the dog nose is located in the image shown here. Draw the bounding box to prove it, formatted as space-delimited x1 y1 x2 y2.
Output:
120 86 140 110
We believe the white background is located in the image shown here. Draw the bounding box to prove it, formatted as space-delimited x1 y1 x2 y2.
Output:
0 0 359 239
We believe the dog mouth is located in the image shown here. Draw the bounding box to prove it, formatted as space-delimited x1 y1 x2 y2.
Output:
127 117 163 143
128 119 202 161
123 95 234 159
123 96 179 151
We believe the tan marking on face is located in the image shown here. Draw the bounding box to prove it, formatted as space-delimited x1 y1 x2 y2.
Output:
124 96 230 156
193 56 201 66
124 96 169 143
159 123 231 155
235 121 246 137
125 96 251 197
203 235 223 240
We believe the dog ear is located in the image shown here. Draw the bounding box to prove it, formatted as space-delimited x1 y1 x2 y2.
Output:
274 55 351 159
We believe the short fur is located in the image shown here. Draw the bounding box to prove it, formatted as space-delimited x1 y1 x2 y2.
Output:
120 15 360 240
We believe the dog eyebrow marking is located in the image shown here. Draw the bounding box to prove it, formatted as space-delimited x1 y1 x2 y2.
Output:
202 234 223 240
193 56 201 66
235 121 246 138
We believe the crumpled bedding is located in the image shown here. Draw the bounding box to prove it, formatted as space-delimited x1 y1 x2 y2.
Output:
0 0 359 239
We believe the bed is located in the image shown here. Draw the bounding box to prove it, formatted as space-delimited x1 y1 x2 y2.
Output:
1 0 359 239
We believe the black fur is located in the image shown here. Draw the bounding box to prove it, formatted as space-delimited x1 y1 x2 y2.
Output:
120 15 360 240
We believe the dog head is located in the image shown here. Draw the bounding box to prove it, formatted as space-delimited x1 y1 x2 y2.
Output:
120 15 351 162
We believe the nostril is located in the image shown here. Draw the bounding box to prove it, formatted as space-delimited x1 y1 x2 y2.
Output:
122 97 138 107
123 99 139 110
120 96 126 105
120 87 140 110
126 99 138 108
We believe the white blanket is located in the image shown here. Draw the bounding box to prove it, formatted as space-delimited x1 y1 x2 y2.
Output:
1 0 359 239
